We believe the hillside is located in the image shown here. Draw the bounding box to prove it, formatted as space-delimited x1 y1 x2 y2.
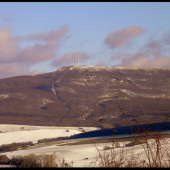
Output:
0 65 170 129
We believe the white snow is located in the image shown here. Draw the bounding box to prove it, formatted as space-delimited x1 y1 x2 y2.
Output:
0 129 81 145
0 124 170 167
3 139 170 167
0 124 99 145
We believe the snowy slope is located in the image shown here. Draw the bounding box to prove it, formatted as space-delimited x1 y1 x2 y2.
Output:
0 129 81 145
0 124 99 145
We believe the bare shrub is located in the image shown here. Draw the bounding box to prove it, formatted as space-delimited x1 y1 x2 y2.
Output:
37 137 65 143
0 155 9 164
6 152 73 167
0 141 34 152
92 103 170 167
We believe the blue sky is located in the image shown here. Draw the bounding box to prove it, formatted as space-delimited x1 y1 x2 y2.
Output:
0 2 170 78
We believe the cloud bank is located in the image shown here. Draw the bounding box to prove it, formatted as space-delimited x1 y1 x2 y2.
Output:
108 27 170 69
0 25 69 78
1 24 170 79
105 26 145 49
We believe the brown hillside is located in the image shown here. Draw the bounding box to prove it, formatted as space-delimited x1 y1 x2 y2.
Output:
0 65 170 128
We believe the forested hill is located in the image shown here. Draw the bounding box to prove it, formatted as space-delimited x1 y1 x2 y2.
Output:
0 65 170 129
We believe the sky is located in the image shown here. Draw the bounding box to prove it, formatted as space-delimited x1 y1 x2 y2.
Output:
0 2 170 78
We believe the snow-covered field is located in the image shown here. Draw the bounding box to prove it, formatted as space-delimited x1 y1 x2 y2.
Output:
0 124 99 133
1 124 170 167
0 124 101 167
0 124 99 145
0 129 81 145
2 138 170 167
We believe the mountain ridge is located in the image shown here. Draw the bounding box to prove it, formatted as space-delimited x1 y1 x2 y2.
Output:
0 65 170 129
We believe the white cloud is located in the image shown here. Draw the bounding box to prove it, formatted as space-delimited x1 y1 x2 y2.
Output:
0 25 70 78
